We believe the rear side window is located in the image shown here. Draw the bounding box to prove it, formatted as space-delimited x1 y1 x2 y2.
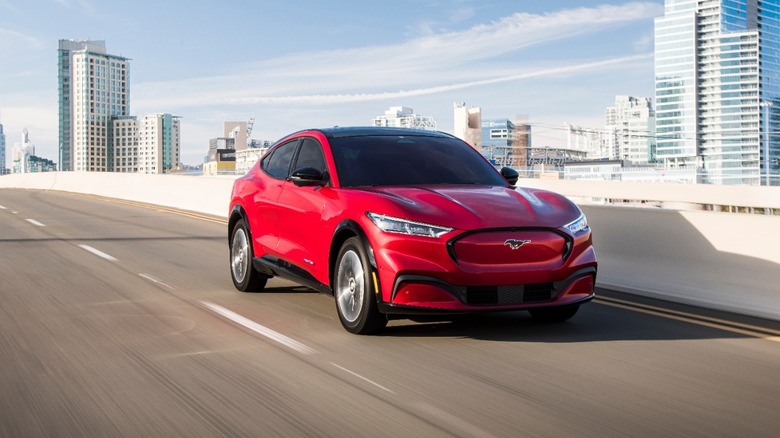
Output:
293 138 327 174
262 140 298 179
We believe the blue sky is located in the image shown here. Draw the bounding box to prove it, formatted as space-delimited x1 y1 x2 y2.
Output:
0 0 663 165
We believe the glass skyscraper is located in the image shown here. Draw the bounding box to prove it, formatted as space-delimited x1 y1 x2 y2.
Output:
655 0 779 185
58 40 130 172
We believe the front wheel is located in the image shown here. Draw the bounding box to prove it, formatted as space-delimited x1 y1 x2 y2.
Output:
230 219 268 292
528 305 580 323
334 237 387 334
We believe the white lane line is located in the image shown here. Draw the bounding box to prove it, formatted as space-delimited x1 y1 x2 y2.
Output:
11 211 19 214
25 219 45 227
330 362 395 394
202 301 317 355
0 204 6 209
78 244 118 262
139 273 174 289
416 402 499 438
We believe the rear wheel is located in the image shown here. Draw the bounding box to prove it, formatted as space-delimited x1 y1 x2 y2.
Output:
528 305 580 323
334 237 387 334
230 219 268 292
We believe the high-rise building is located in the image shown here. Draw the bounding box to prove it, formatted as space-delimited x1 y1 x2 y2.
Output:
481 118 530 168
654 0 779 185
12 128 36 174
138 113 180 174
0 120 6 175
110 113 180 174
371 106 436 130
58 39 130 172
111 116 138 173
453 102 482 150
605 96 656 163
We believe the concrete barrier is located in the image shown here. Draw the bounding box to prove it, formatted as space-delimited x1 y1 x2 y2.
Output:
2 172 779 320
0 172 238 218
583 205 780 320
515 177 780 210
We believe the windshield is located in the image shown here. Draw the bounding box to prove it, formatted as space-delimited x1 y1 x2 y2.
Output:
329 134 507 187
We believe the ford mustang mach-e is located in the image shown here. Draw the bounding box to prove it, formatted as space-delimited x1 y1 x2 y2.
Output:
228 127 596 334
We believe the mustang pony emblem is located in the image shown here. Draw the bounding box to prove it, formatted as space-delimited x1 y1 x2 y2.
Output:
504 239 531 250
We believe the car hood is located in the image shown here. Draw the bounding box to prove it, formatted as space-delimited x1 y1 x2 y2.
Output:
356 185 581 230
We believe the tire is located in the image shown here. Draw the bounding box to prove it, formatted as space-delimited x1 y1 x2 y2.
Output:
334 237 387 334
230 219 268 292
528 304 580 323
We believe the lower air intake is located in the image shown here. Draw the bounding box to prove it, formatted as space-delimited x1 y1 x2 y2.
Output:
466 283 552 305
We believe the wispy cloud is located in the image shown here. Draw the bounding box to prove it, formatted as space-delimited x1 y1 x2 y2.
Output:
633 34 654 52
0 27 44 49
139 54 652 108
136 3 661 111
409 3 476 36
449 6 476 24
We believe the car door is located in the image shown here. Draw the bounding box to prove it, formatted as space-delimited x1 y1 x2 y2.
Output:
275 137 332 284
252 138 298 256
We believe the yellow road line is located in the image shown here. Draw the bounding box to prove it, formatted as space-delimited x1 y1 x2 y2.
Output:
596 295 780 342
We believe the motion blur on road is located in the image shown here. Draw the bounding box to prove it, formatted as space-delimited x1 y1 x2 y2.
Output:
1 189 779 437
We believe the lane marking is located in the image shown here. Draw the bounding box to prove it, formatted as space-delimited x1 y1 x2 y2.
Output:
25 219 45 227
202 301 317 355
11 211 18 214
139 273 174 289
78 244 118 262
596 296 780 343
0 204 6 209
330 362 395 394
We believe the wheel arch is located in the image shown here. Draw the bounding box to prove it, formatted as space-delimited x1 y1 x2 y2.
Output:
329 219 374 291
228 204 249 244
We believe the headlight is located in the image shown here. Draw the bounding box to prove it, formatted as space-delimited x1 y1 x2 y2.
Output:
366 212 452 238
564 212 589 234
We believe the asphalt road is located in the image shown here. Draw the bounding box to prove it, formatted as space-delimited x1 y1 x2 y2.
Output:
1 189 779 437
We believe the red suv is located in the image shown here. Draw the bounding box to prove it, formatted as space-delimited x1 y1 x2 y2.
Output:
229 127 596 334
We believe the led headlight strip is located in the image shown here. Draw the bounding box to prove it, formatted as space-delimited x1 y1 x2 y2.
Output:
367 212 452 238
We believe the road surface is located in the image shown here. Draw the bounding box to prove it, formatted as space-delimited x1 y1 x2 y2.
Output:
1 189 778 437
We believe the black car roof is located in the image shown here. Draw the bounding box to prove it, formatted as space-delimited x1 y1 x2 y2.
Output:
316 126 456 140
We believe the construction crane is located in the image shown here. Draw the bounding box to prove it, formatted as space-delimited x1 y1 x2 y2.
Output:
246 116 255 139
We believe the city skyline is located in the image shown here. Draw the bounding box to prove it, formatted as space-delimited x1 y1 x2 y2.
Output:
0 1 662 165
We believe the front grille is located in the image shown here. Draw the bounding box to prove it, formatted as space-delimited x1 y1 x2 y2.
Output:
449 229 568 266
466 283 552 305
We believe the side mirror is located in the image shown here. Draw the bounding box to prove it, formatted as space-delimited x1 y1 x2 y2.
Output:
290 167 327 187
500 167 519 186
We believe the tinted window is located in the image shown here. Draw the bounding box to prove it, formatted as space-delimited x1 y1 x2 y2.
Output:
294 138 327 174
330 135 507 187
263 140 297 179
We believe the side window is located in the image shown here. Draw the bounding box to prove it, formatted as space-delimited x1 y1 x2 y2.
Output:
294 138 327 174
262 140 298 179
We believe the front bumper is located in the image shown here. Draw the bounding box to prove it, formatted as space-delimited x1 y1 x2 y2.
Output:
368 226 597 314
377 267 596 314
